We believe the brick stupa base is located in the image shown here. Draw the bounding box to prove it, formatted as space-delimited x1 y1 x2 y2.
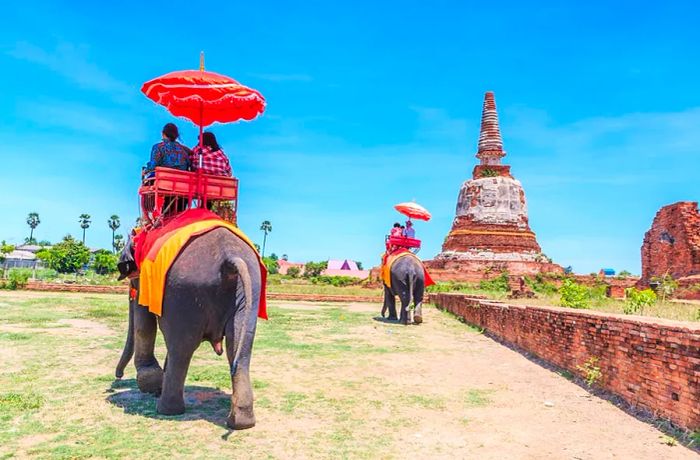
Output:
425 91 563 283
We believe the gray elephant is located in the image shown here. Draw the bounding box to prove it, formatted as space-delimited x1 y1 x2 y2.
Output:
381 255 425 325
115 227 263 430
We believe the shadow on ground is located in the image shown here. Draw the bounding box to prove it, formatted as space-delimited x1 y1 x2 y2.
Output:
105 378 231 427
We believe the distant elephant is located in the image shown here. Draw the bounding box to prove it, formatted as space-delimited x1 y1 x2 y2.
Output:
381 255 425 325
115 228 263 430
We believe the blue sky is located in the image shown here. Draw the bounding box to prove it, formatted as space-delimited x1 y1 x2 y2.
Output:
1 1 699 274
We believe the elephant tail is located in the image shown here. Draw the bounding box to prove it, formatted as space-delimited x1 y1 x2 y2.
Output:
226 255 256 377
115 283 135 378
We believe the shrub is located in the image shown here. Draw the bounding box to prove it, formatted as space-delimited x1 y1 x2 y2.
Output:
576 356 602 387
427 281 473 293
559 279 590 309
624 288 657 315
525 274 558 295
304 261 328 278
651 274 678 302
37 235 90 273
286 266 301 278
310 275 359 287
7 269 31 290
262 257 279 274
92 250 118 275
34 269 58 281
478 272 510 292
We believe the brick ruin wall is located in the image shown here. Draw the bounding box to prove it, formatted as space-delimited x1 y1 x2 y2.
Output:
429 293 700 430
641 202 700 284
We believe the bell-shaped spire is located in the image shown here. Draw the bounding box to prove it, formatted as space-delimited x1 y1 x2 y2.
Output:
476 91 505 165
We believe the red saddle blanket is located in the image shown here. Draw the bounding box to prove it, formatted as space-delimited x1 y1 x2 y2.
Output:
380 249 435 289
132 208 267 319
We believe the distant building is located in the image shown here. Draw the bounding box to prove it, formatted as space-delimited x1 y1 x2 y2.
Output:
599 268 616 277
277 259 305 276
323 259 369 279
3 249 39 270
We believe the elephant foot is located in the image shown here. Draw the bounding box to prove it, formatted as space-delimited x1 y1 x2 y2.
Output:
413 314 423 324
227 406 256 430
157 395 185 415
136 366 163 395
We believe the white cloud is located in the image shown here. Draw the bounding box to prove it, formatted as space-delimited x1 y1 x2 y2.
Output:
8 41 133 99
16 100 147 142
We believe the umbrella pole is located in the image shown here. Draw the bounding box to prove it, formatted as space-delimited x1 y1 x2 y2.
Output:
197 100 204 209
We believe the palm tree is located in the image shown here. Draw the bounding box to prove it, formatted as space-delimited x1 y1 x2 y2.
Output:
108 215 121 253
113 234 125 253
26 212 40 244
259 220 272 257
78 214 91 245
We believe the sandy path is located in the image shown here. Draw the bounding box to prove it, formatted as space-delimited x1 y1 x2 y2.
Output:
273 301 697 459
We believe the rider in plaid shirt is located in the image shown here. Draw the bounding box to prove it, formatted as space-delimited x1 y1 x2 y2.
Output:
191 131 233 177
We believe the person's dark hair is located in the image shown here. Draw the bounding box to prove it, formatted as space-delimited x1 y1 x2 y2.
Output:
162 123 179 142
401 225 405 229
201 131 220 150
393 223 401 228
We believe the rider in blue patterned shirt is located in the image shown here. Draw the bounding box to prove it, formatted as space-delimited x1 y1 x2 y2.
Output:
144 123 192 176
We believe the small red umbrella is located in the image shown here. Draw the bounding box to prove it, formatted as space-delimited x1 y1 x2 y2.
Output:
141 53 265 152
394 202 431 221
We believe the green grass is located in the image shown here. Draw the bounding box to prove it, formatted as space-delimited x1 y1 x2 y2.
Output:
0 291 464 458
464 389 494 407
0 332 33 341
0 392 44 411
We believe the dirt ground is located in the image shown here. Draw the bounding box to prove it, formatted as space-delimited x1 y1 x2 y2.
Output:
0 291 697 459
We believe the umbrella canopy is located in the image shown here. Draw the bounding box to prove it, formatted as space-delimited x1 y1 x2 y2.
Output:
394 202 431 221
141 69 265 127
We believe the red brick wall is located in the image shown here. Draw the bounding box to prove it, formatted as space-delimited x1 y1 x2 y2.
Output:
429 293 700 430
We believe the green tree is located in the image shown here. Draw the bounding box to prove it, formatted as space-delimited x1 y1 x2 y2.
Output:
269 253 279 261
79 214 91 245
304 261 328 278
617 270 632 278
262 257 279 274
355 261 364 270
282 254 288 261
108 215 121 253
624 288 657 315
26 212 40 244
113 234 125 253
37 235 90 274
559 279 590 309
92 249 118 274
259 220 272 257
286 266 301 278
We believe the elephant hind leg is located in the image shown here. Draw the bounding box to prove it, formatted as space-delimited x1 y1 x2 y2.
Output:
156 340 197 416
413 302 423 324
383 285 397 320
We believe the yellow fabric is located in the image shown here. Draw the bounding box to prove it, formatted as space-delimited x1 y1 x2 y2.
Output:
138 219 258 316
380 251 416 289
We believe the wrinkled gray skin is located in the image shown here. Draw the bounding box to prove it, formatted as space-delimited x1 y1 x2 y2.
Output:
381 256 425 325
115 228 262 430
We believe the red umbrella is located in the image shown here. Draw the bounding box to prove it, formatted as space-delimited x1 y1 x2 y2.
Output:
394 202 431 221
141 53 265 151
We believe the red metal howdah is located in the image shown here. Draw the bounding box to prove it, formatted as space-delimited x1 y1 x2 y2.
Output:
139 167 239 227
